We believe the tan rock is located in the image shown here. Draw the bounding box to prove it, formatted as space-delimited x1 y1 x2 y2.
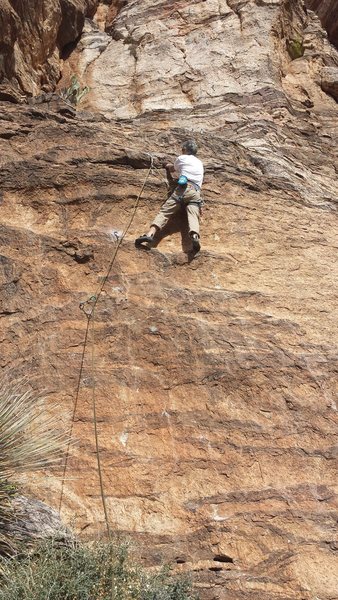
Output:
68 0 283 119
321 66 338 101
0 1 338 599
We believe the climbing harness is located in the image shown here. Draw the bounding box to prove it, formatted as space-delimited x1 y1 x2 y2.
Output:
175 179 203 210
59 156 155 536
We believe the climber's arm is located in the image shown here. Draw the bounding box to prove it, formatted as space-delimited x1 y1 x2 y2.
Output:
164 162 175 173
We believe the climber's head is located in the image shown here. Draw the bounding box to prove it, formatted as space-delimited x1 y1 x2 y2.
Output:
182 139 198 155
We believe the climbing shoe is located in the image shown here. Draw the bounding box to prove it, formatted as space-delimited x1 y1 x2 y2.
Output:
135 234 154 247
191 233 201 253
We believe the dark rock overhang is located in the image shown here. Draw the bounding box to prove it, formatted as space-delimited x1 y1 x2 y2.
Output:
305 0 338 48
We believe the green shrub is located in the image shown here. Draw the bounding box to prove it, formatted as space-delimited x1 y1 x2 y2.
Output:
287 38 304 60
0 538 197 600
60 75 89 107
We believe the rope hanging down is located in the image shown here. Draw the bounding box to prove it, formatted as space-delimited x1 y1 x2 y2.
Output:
59 157 155 536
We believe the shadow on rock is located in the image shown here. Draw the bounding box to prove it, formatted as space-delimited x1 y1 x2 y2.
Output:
151 209 199 263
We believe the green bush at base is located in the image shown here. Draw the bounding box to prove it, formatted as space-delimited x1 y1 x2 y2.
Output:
0 538 197 600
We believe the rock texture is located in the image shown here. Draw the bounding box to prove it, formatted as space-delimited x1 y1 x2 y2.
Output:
1 1 338 599
59 0 338 121
306 0 338 48
321 66 338 101
6 496 70 544
0 0 98 101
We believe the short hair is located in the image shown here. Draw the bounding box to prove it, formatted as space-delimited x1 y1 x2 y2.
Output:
182 139 198 155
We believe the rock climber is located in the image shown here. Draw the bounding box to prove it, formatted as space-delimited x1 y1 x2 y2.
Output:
135 139 204 253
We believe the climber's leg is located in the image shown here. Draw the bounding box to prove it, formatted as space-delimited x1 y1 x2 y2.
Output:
186 203 201 252
151 195 181 231
135 195 180 247
186 203 200 236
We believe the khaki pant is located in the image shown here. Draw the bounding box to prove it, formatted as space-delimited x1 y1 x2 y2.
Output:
152 184 202 235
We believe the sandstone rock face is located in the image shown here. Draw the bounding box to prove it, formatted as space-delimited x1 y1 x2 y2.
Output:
1 1 338 599
321 65 338 101
306 0 338 48
61 0 316 119
0 0 98 101
59 0 338 123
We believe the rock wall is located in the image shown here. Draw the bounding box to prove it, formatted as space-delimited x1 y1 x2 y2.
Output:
306 0 338 48
59 0 338 114
0 0 98 101
60 0 317 118
1 1 338 599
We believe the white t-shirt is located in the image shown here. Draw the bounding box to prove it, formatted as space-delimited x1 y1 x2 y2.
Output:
174 154 204 189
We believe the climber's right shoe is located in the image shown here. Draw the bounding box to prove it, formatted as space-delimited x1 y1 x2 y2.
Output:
191 233 201 253
135 234 154 247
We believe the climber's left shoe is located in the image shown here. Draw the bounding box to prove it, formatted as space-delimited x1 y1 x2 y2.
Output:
135 234 154 247
191 233 201 253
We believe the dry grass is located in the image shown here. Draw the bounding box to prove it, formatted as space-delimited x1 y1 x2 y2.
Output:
0 378 66 554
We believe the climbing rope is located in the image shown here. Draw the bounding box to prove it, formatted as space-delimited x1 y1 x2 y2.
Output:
58 156 155 536
81 154 155 316
89 304 112 538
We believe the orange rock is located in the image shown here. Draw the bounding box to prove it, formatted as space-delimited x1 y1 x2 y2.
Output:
0 1 338 599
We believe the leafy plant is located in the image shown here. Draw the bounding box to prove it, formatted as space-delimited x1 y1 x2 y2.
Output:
0 379 66 555
60 74 90 106
287 37 304 60
0 538 197 600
